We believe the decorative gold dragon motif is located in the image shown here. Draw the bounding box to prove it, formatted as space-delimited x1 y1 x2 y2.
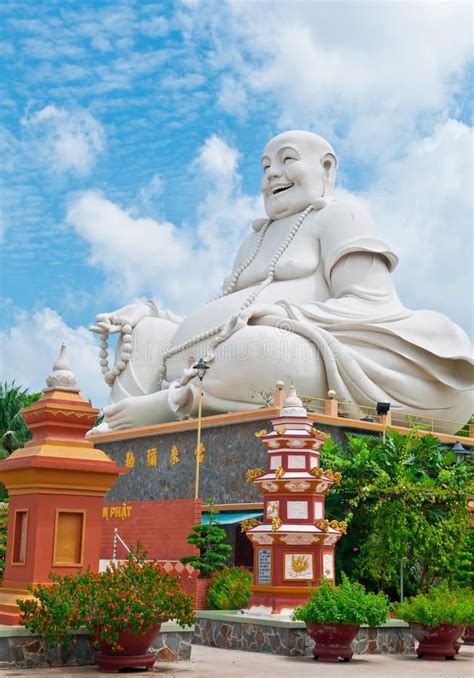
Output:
241 518 261 532
246 467 265 482
311 427 329 440
314 518 347 533
271 516 282 531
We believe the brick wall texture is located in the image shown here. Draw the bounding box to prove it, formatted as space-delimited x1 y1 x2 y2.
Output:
101 498 201 561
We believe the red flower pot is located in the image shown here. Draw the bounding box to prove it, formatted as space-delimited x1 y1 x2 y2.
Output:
462 624 474 645
94 623 161 672
306 623 360 662
409 622 465 661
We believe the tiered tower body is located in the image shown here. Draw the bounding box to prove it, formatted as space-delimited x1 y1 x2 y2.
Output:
0 346 125 624
246 388 344 613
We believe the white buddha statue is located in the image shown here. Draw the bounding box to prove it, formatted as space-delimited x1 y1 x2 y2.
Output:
90 131 473 433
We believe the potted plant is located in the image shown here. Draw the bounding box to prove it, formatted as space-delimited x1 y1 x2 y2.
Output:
292 575 389 662
207 567 253 610
18 548 195 672
394 586 474 660
180 500 231 609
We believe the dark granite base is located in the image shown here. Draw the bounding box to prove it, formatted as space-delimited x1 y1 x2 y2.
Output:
99 417 349 504
0 623 193 669
193 612 415 656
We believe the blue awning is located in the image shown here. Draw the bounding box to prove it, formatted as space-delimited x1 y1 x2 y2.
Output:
202 510 263 525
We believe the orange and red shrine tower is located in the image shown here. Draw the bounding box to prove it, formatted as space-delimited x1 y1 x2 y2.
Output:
245 387 345 613
0 345 125 624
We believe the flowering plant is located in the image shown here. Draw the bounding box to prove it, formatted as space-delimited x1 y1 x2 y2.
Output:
18 548 195 651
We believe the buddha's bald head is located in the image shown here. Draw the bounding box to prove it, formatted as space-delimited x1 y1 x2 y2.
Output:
261 130 337 219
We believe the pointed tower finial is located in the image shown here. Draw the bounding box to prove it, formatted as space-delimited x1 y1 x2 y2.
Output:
279 385 307 417
45 344 80 392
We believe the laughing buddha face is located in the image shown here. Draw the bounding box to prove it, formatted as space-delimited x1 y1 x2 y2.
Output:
261 131 337 220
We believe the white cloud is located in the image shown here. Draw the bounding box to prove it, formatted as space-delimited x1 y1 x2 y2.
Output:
66 135 262 313
187 1 472 163
0 307 109 407
196 134 239 183
364 119 473 333
138 173 163 209
21 105 106 176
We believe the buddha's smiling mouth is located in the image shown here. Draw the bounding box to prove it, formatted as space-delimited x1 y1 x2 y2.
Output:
272 182 294 195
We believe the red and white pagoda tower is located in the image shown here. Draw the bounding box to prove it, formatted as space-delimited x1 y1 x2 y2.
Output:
244 387 346 613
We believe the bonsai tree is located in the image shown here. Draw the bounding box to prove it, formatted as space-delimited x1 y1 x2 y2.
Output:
180 500 231 578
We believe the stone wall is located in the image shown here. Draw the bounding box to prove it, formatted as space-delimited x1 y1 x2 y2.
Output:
0 623 193 669
193 613 415 656
100 418 349 505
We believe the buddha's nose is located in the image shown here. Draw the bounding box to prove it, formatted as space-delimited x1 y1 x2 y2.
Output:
267 166 282 179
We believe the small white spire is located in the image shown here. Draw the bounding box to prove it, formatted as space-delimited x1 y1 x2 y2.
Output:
279 385 307 417
45 344 80 392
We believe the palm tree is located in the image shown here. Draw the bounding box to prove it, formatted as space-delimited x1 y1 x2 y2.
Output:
0 382 41 458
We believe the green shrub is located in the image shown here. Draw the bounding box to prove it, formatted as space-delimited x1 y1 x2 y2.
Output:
292 575 389 626
207 567 252 610
394 585 474 627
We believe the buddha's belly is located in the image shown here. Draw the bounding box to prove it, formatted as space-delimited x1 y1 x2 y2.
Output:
170 276 324 350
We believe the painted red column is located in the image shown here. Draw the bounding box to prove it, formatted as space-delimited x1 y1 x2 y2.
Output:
245 387 345 613
0 345 126 624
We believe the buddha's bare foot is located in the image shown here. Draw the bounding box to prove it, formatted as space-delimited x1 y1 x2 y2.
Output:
104 392 164 429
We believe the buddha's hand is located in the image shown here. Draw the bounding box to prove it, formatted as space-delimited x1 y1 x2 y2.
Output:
89 303 154 335
241 303 289 323
168 379 197 417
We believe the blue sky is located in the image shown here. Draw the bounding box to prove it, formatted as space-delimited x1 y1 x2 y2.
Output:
1 0 472 405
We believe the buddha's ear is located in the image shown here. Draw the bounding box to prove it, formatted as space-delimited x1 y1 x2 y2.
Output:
321 152 338 180
321 152 337 200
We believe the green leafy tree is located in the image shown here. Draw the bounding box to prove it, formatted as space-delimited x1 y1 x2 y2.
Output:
321 430 472 598
180 500 231 578
453 528 474 588
0 382 41 456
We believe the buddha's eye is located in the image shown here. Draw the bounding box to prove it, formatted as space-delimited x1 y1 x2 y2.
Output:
263 165 270 172
283 156 296 163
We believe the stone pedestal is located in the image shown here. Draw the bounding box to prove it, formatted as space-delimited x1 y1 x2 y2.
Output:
244 388 344 613
0 346 125 624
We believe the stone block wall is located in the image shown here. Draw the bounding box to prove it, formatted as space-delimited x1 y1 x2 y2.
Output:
0 625 194 669
193 615 416 656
